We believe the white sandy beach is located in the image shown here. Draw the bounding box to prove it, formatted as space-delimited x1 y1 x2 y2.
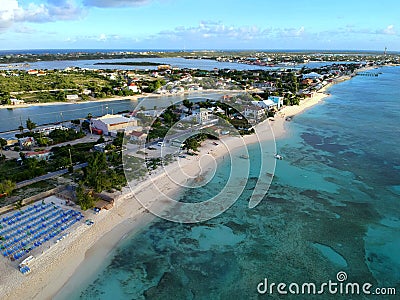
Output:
0 80 339 300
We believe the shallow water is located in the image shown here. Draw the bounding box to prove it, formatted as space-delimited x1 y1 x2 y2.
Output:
61 66 400 299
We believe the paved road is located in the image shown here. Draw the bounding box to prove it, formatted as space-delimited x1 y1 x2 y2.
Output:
16 162 88 189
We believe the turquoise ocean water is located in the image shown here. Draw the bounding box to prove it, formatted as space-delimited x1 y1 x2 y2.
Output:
61 66 400 299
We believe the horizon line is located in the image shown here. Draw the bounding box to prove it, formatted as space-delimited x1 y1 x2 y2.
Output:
0 48 397 54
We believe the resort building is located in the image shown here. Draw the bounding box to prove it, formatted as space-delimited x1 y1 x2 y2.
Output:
193 108 210 125
91 114 138 136
251 100 278 111
244 105 265 122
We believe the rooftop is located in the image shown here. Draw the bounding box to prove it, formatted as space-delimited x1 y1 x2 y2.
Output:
95 114 136 125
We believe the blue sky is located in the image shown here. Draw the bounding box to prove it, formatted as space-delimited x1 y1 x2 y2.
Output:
0 0 399 50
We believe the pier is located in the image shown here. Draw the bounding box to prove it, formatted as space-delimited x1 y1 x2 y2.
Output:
356 72 380 77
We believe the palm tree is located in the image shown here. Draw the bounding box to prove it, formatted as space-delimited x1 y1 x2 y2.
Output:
18 125 24 133
0 138 6 156
26 118 37 132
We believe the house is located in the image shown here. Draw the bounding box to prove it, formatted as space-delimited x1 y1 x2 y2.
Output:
136 110 162 118
10 98 25 105
300 90 316 98
244 106 265 122
25 150 52 161
66 94 79 101
130 131 147 142
252 100 277 111
268 96 284 110
94 143 110 153
158 65 171 71
27 70 38 75
19 137 35 150
91 114 138 136
193 108 209 125
253 82 275 90
128 83 138 93
301 78 314 85
82 89 92 95
94 193 115 210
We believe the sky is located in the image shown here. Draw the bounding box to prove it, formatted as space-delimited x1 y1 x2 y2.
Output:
0 0 399 51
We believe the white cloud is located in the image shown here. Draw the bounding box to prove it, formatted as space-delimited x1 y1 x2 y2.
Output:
156 21 308 43
0 0 19 31
382 25 396 35
15 0 84 23
0 0 84 32
98 33 107 41
158 21 273 42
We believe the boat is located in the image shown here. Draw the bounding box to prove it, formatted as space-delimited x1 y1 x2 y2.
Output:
274 154 283 160
240 154 249 159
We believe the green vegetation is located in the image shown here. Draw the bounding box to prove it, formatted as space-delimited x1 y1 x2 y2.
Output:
26 118 37 132
16 128 85 147
80 150 126 193
142 79 166 93
49 129 85 144
0 180 16 196
0 69 131 103
183 137 200 153
0 138 6 156
75 184 95 211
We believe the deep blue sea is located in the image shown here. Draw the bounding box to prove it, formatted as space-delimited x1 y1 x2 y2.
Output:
58 66 400 299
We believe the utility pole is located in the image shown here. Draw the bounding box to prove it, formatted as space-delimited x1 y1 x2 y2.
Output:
68 148 73 168
60 112 64 128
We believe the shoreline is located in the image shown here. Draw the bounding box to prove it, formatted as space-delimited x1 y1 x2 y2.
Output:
0 89 241 111
0 72 353 300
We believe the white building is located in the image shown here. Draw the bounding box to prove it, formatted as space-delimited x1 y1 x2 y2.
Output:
10 98 24 105
92 114 138 136
244 106 265 122
66 94 79 101
193 108 210 124
128 83 138 93
251 100 277 111
267 96 284 110
130 131 148 142
302 72 323 80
